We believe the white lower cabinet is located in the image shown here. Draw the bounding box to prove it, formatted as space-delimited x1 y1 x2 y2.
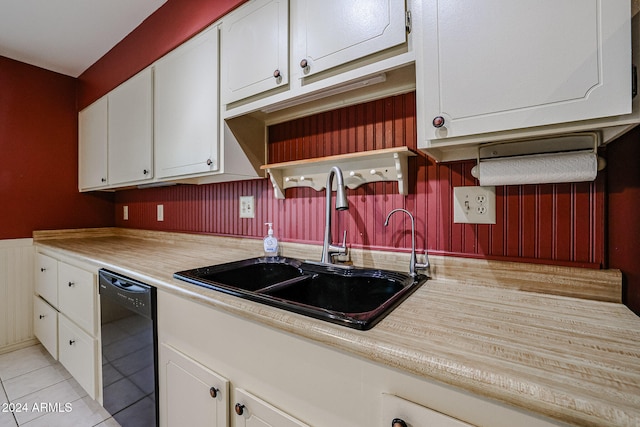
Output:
158 290 566 427
33 296 58 359
35 253 58 307
58 262 97 336
161 343 229 427
33 250 100 400
159 341 308 427
381 394 474 427
58 315 98 400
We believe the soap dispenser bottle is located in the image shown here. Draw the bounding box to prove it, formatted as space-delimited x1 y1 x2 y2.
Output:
263 223 279 257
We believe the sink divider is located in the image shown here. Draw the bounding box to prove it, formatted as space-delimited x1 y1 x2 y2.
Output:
255 275 314 294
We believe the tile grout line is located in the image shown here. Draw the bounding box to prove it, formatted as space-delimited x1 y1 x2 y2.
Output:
1 379 19 427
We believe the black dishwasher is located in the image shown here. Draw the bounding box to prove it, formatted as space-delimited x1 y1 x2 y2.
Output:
99 269 158 427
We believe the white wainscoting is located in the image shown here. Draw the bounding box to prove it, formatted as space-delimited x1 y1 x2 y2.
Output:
0 238 36 353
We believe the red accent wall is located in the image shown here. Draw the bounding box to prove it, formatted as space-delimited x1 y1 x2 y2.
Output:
114 92 605 268
77 0 248 109
0 56 114 239
607 126 640 314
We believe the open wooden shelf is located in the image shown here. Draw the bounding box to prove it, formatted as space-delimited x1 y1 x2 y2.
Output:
260 147 416 199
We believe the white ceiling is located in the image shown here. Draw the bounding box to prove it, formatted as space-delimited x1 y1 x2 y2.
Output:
0 0 168 77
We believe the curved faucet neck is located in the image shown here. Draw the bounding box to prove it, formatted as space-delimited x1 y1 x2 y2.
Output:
321 166 348 264
384 208 428 277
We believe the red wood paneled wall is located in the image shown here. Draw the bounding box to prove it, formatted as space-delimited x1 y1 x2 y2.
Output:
78 0 247 109
0 56 114 239
115 92 605 268
607 126 640 313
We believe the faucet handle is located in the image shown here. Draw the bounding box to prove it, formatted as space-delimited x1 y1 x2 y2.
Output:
328 230 348 258
415 250 430 275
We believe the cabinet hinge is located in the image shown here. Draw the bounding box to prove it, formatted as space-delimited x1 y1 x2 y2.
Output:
405 10 412 34
633 64 637 98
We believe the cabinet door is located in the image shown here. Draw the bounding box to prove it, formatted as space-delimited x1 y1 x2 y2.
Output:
58 262 96 336
35 253 58 307
160 343 229 427
78 96 108 190
154 26 220 179
234 388 309 427
33 296 58 360
108 67 153 186
421 0 631 140
291 0 406 78
381 394 475 427
221 0 289 104
58 315 98 399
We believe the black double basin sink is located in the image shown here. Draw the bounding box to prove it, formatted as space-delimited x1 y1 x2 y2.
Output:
174 256 427 330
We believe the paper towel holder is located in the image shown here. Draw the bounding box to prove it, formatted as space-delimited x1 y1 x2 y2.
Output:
470 132 606 185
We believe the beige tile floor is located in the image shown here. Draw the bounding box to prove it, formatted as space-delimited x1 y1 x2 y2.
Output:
0 344 119 427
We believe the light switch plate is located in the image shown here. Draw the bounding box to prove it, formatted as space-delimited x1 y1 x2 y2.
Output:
453 186 496 224
240 196 255 218
123 205 129 220
157 204 164 222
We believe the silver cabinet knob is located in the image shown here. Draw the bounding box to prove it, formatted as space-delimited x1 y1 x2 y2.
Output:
206 159 213 166
300 58 309 69
392 419 408 427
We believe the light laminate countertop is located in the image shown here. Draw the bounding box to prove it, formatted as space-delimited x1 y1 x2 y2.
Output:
33 228 640 427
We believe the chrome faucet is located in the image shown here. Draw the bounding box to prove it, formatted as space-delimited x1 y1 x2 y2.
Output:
384 208 429 277
320 166 349 264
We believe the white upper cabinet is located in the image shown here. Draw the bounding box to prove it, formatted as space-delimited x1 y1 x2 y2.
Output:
221 0 289 104
107 68 153 186
220 0 412 116
154 26 220 179
419 0 631 143
291 0 407 79
78 96 108 191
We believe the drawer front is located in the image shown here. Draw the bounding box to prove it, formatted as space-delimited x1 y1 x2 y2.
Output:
35 253 58 307
58 315 98 399
381 393 475 427
58 262 96 335
33 296 58 360
234 388 309 427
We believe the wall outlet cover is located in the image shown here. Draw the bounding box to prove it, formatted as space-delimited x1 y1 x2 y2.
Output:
453 186 496 224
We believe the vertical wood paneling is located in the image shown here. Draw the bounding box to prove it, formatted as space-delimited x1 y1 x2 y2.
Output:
114 92 605 268
0 239 35 351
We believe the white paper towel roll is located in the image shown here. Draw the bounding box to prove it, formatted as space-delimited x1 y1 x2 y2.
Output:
475 151 599 186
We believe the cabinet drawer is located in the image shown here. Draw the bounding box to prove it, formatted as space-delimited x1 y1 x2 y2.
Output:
381 394 475 427
33 296 58 360
58 263 97 335
234 388 309 427
58 315 98 399
35 253 58 307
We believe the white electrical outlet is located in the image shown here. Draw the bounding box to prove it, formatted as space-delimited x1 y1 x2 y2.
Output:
123 205 129 220
239 196 255 218
157 204 164 222
453 186 496 224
